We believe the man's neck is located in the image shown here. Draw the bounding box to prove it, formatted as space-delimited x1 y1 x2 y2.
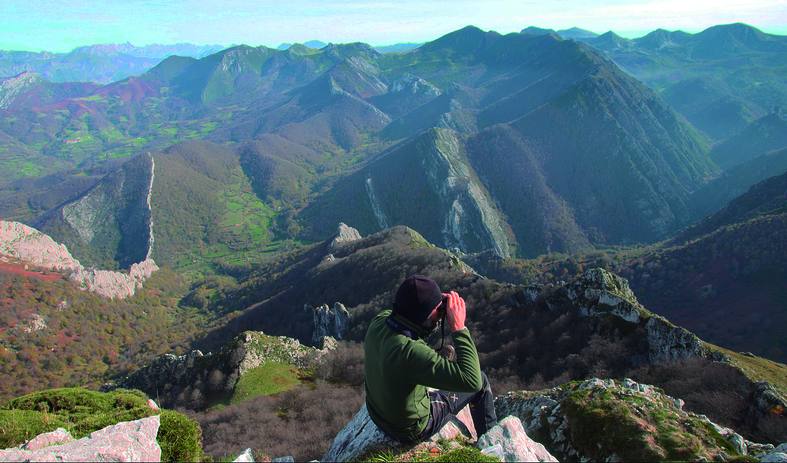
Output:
389 313 429 339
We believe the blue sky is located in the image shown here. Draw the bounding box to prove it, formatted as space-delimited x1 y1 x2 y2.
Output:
2 0 786 52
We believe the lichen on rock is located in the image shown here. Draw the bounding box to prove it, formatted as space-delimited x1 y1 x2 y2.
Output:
0 416 161 462
495 377 762 462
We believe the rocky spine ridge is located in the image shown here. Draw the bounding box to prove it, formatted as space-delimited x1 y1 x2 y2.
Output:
427 129 511 258
145 152 156 260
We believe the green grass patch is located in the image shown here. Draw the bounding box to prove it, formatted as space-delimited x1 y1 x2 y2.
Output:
230 362 302 404
360 441 499 462
0 388 203 462
713 346 787 397
560 384 741 462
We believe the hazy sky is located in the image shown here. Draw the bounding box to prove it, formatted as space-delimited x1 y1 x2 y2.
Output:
2 0 786 52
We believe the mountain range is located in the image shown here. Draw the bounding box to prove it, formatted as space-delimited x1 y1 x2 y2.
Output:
0 26 725 264
571 23 787 141
0 43 225 84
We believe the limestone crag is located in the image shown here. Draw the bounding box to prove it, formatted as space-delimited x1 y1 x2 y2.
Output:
559 267 645 322
114 331 333 409
0 416 161 462
477 416 557 462
390 74 441 98
0 220 158 299
20 428 74 451
69 258 159 299
0 220 81 272
323 403 514 462
0 71 43 109
19 314 47 333
233 448 255 462
329 223 362 250
309 302 350 344
324 402 556 463
495 378 767 461
425 129 512 258
750 382 787 430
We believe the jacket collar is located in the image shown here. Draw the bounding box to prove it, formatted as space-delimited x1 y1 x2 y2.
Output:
387 312 429 340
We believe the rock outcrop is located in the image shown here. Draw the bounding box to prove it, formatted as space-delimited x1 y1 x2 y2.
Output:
309 302 350 344
477 416 557 462
0 220 158 299
69 258 159 299
114 331 333 409
495 377 766 461
233 448 255 462
323 403 479 462
323 403 556 463
0 71 43 109
759 443 787 462
0 416 161 462
0 221 81 272
329 223 362 250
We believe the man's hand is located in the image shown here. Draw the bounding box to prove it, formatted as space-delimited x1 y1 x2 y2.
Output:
444 291 466 332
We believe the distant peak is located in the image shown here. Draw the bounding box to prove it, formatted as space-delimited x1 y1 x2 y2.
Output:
599 31 623 39
698 22 764 36
557 27 599 39
520 26 556 36
456 25 484 34
421 25 498 53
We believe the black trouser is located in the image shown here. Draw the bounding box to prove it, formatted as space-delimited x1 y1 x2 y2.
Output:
418 372 498 440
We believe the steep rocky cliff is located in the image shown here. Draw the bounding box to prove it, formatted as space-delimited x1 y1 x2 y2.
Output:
301 128 515 257
37 152 155 269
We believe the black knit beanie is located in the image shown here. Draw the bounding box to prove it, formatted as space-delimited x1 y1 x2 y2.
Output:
393 275 443 324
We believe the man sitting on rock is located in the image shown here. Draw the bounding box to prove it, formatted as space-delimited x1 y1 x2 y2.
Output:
364 275 498 442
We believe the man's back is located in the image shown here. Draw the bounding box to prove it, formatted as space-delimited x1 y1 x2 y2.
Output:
364 309 484 442
364 309 432 441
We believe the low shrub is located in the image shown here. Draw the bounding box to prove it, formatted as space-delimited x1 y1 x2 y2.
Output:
159 410 204 462
195 380 363 461
314 341 365 386
0 387 203 462
0 409 68 448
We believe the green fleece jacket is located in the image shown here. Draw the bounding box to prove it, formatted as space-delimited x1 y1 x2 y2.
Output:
363 309 483 442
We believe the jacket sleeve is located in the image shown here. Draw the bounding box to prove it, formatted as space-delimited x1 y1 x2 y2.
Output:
400 328 483 392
